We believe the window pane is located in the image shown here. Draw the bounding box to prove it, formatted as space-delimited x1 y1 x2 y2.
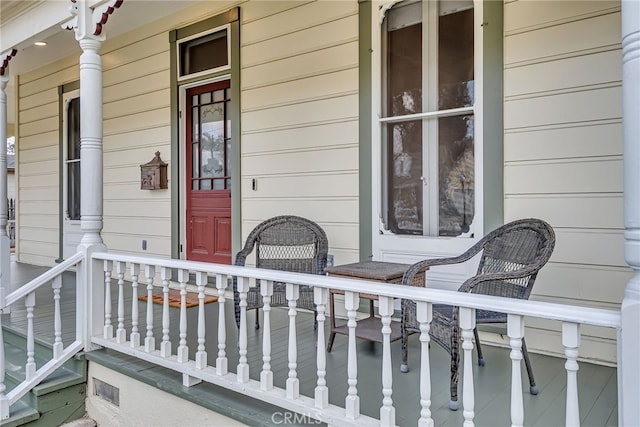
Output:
383 0 475 238
439 115 474 236
438 7 474 109
67 162 80 220
387 120 423 235
386 5 422 117
67 98 81 160
180 29 228 77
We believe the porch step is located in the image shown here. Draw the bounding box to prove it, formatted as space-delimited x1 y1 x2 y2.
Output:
1 328 88 427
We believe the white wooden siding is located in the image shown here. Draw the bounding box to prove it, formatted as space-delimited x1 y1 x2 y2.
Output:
16 56 72 263
504 0 626 363
240 0 360 264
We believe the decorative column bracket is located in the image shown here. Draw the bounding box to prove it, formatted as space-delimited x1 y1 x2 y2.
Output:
0 50 17 77
61 0 124 37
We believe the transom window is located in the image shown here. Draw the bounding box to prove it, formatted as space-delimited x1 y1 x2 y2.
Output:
178 26 230 80
381 0 475 237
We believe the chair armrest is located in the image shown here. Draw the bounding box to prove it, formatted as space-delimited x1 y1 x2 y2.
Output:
401 243 486 287
458 264 543 293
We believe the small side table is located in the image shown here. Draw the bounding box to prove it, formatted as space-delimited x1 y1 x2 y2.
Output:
325 261 425 352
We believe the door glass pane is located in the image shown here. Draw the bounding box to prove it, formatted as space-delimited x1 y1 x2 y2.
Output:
387 120 423 235
200 104 225 178
192 107 199 142
200 92 211 104
225 138 231 182
439 115 474 236
201 179 211 190
213 89 224 102
192 143 199 178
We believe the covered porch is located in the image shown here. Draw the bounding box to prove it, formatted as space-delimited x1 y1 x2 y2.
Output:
1 256 619 426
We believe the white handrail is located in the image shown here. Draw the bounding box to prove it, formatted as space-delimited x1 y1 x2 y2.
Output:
91 252 620 329
5 252 83 307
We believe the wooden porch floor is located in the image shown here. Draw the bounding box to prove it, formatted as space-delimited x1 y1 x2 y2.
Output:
2 259 618 426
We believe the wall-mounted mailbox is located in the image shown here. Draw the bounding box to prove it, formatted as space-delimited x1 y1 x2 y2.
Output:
140 151 168 190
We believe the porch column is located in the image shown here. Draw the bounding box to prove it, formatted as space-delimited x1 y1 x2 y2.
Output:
620 1 640 424
0 70 10 302
70 0 111 350
76 33 104 246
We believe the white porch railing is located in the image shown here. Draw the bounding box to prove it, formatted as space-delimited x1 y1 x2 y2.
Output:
85 251 620 427
0 252 84 419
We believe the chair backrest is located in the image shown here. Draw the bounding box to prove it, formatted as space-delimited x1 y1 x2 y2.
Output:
468 218 555 300
235 215 329 275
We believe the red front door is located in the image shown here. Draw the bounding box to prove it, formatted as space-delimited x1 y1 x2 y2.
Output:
185 81 232 264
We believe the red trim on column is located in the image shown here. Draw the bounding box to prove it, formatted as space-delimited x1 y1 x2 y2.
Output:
0 49 17 76
94 0 124 36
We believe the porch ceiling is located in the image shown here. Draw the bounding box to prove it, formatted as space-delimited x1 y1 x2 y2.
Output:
1 0 203 126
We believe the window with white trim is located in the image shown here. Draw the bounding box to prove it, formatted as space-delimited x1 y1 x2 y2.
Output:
65 95 81 221
381 0 475 238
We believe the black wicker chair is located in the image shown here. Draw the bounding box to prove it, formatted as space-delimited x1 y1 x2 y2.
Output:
233 215 329 329
400 218 556 410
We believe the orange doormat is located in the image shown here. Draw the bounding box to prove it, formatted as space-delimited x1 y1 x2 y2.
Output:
139 289 218 308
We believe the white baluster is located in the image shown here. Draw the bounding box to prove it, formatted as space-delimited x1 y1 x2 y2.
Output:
314 287 329 409
563 322 581 427
286 283 299 399
116 262 126 344
236 276 249 383
508 314 525 427
130 263 140 348
260 280 274 391
144 265 155 352
177 269 199 387
103 260 113 339
177 269 189 363
195 272 207 369
25 292 35 380
345 291 360 419
459 307 476 427
160 267 172 357
52 276 63 359
417 301 434 427
0 315 8 420
216 273 228 375
379 296 395 427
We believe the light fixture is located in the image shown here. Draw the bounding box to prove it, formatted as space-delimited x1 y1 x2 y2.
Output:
34 41 47 46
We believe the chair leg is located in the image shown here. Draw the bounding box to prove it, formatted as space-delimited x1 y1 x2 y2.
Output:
400 315 409 373
474 327 485 366
327 292 337 352
255 309 260 330
522 338 538 395
449 332 460 411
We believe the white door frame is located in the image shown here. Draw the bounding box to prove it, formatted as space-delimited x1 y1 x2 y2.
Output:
178 74 231 259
